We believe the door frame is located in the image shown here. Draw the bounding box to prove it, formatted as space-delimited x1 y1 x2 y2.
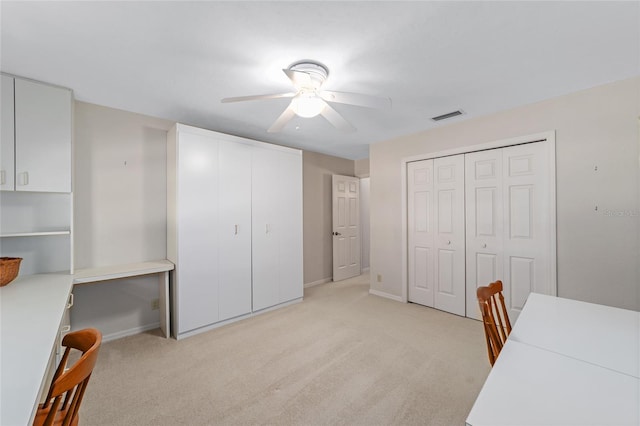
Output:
401 130 557 304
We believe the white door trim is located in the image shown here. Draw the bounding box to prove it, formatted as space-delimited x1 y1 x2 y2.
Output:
401 130 557 304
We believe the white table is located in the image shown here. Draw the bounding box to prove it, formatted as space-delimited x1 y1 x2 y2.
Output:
510 293 640 378
467 293 640 426
0 274 74 426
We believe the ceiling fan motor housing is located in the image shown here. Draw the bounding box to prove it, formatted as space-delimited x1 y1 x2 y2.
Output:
289 61 329 89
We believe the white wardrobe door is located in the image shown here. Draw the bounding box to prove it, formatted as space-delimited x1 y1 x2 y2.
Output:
433 154 466 316
277 151 303 303
252 146 280 311
502 142 552 321
218 141 252 321
177 132 219 333
465 149 505 320
407 159 435 307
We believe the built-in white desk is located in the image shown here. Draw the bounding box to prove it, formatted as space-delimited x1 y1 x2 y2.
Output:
467 293 640 426
0 274 74 426
73 260 174 338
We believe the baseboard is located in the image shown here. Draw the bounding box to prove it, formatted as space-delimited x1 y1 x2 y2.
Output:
369 289 403 302
176 298 303 340
102 323 160 342
304 277 332 288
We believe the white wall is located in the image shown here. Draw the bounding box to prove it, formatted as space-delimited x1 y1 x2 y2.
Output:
72 102 172 339
370 77 640 311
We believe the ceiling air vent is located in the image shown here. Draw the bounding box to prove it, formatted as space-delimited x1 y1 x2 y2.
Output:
431 110 464 122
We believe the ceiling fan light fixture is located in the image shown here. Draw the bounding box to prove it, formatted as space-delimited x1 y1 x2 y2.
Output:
291 92 325 118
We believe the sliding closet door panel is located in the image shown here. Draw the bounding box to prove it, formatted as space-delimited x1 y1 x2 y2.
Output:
434 154 466 316
218 141 252 321
465 149 504 320
177 132 219 333
503 142 551 321
278 151 303 303
252 147 280 311
407 160 435 307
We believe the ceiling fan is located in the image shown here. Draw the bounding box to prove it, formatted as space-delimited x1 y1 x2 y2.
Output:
221 60 391 133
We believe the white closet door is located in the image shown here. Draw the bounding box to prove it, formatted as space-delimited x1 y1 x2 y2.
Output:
465 149 505 320
252 146 280 311
502 142 552 321
176 132 219 333
218 141 252 321
1 75 15 190
277 151 303 303
433 155 466 316
407 159 435 307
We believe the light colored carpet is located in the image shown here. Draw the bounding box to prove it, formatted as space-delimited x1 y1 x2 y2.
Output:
80 274 491 425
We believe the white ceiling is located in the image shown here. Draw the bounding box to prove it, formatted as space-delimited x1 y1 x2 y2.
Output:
2 1 638 160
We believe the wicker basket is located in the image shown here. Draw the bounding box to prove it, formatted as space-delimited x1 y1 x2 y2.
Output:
0 257 22 287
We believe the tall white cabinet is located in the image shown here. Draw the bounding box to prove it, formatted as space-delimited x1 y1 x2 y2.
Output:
0 74 73 275
167 124 303 339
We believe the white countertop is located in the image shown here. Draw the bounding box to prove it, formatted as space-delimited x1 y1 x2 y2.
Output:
0 273 74 426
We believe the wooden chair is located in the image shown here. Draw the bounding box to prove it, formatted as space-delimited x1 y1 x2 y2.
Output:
34 328 102 426
477 280 512 366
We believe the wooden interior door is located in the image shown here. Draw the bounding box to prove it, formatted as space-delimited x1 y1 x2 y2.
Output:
332 174 361 282
433 155 466 316
407 159 435 307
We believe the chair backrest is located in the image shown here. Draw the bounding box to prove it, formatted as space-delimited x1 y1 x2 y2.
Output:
36 328 102 426
477 281 512 366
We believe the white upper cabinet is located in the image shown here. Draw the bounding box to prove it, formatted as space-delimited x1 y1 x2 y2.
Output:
1 75 15 190
14 78 72 193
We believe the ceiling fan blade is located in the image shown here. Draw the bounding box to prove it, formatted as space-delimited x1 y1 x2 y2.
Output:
283 69 311 88
320 102 356 132
319 90 392 110
221 92 296 103
267 106 296 133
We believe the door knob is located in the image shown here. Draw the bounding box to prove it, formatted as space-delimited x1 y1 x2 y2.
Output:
482 243 487 248
333 232 342 236
446 240 451 245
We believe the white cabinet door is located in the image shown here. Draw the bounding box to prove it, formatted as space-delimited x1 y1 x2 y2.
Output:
252 147 303 311
1 75 15 190
408 159 435 307
218 141 252 321
14 79 71 193
176 132 219 333
433 155 466 316
252 146 281 311
278 151 303 302
465 149 504 320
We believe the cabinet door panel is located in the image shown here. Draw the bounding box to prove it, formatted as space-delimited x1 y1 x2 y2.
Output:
176 132 219 333
218 141 252 321
1 75 15 190
277 151 303 302
14 79 71 192
251 147 280 311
